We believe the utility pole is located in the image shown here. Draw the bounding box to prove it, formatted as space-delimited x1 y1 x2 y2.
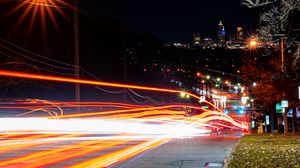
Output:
279 18 288 134
74 0 80 113
123 21 127 103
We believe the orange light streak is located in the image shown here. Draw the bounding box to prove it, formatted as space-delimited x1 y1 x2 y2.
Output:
0 133 63 145
0 138 129 166
41 104 209 119
68 138 169 168
0 134 82 155
49 105 175 119
4 140 131 168
0 70 196 97
0 70 224 111
99 110 185 119
197 116 248 130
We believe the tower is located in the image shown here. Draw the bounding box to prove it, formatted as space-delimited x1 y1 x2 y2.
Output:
217 21 226 47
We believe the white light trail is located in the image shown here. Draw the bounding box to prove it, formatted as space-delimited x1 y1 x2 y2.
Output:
0 118 210 138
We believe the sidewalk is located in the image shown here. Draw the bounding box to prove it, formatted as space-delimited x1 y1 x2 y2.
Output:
226 133 300 168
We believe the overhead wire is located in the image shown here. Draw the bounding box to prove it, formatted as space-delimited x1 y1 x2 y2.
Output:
0 38 174 104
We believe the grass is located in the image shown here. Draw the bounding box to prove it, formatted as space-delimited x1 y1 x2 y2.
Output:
227 133 300 168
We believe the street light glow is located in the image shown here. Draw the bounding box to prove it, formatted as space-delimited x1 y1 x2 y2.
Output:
180 92 186 98
248 38 259 49
4 0 72 35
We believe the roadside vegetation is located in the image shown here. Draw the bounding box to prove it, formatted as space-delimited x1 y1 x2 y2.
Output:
228 134 300 168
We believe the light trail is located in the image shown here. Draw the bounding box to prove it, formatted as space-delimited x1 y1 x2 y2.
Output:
68 138 170 168
0 102 248 167
2 140 132 168
0 133 63 145
0 134 82 155
0 138 130 167
0 70 223 111
196 116 248 130
0 70 196 97
45 104 210 119
0 118 211 135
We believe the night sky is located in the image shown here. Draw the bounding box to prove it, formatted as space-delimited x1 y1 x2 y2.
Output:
81 0 261 42
0 0 262 82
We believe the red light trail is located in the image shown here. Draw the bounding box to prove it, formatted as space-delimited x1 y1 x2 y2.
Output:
0 70 193 95
0 71 250 167
0 70 223 112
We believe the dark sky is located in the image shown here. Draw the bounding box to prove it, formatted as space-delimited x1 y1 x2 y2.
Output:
81 0 261 43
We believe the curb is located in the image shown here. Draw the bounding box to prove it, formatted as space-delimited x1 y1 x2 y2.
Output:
223 138 242 168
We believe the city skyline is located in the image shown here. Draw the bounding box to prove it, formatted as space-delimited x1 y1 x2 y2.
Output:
83 0 260 43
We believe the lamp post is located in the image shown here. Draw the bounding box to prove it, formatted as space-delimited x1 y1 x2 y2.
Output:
16 0 81 112
74 0 80 113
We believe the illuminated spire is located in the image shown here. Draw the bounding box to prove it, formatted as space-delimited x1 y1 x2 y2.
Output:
218 21 223 26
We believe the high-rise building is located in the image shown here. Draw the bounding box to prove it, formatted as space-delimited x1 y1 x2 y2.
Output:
203 37 214 49
193 33 201 46
236 27 244 40
217 21 226 47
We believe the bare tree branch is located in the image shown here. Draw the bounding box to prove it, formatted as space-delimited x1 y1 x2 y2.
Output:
292 42 300 71
241 0 278 8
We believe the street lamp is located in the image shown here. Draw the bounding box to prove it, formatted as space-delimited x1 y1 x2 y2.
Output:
12 0 80 111
247 38 259 49
74 0 80 113
249 40 258 47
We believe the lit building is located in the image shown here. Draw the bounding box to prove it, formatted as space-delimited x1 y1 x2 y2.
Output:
203 37 215 49
226 27 246 49
236 27 244 41
193 33 201 46
217 21 226 47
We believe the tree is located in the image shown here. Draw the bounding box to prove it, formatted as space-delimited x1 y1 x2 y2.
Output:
241 0 300 133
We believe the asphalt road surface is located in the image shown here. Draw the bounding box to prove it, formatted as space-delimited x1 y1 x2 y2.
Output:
0 131 240 168
113 135 240 168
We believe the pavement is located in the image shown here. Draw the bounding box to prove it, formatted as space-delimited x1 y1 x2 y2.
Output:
113 135 240 168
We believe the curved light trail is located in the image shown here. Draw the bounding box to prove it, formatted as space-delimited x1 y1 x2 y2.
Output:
0 70 249 167
0 70 223 112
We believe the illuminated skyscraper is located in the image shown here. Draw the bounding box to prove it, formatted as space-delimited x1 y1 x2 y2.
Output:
193 33 201 46
217 21 226 47
236 27 244 40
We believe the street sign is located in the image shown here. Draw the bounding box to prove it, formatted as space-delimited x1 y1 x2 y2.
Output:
221 96 227 103
251 121 255 128
201 106 209 109
199 96 206 103
276 103 283 113
266 115 270 125
281 100 288 108
241 97 248 105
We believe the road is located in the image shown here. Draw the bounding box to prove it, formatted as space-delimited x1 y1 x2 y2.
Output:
0 100 244 167
113 135 240 168
0 130 240 168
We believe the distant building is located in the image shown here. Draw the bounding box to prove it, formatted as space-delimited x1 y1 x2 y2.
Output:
236 27 244 41
203 37 215 49
226 27 246 49
217 21 226 47
193 33 201 47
